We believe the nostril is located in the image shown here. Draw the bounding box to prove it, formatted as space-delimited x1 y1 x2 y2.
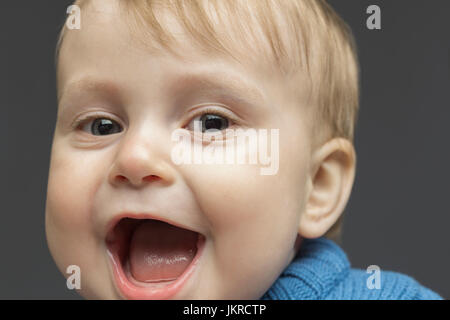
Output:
143 175 161 182
114 175 160 185
117 175 128 182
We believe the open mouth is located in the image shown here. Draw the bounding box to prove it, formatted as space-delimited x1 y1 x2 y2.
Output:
105 216 205 299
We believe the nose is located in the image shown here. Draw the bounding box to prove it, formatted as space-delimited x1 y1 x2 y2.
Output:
108 132 176 188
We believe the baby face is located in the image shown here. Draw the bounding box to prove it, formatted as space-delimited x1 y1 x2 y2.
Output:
46 0 314 299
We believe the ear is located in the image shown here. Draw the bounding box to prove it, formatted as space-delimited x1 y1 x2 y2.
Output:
298 138 356 239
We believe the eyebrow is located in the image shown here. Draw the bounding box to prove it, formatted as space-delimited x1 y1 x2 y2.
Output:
58 70 267 113
166 71 267 111
58 77 121 106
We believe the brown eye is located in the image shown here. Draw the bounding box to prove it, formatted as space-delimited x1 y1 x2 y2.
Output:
88 118 123 136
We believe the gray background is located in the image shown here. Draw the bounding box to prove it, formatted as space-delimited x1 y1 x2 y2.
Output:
1 0 448 299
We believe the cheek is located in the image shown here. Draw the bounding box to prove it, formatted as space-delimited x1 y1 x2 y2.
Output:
45 145 105 260
182 136 308 238
180 141 308 297
45 146 116 297
46 152 96 233
189 166 303 234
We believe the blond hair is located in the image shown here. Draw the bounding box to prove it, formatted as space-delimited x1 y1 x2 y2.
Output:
56 0 359 242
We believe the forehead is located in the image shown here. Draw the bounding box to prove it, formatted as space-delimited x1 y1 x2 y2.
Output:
58 0 310 117
63 0 297 74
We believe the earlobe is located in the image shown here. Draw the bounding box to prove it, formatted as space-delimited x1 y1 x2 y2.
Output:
299 138 356 239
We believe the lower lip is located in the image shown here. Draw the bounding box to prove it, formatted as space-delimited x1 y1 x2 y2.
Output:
106 234 206 300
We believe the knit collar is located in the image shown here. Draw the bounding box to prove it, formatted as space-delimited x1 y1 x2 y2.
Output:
261 237 350 299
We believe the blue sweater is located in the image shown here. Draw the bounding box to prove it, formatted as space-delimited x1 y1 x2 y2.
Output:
262 237 443 300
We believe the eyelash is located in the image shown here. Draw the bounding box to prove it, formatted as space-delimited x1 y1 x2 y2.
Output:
72 112 120 130
71 106 238 133
184 106 237 129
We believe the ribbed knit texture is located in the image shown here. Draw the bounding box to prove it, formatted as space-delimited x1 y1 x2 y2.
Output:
261 237 443 300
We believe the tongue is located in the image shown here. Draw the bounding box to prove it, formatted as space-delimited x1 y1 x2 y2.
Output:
129 220 198 282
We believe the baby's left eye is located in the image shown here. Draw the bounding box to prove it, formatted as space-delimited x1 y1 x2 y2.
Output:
186 113 231 133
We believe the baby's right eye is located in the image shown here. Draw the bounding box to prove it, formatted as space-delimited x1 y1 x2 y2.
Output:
76 116 123 136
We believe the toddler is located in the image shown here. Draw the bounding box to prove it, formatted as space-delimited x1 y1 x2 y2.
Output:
45 0 442 299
